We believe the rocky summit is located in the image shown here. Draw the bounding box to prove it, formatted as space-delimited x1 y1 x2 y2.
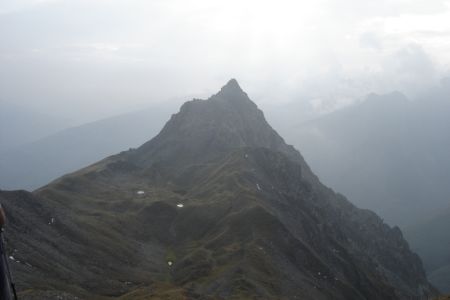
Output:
0 80 437 299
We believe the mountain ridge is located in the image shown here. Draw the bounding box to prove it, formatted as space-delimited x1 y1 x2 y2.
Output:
1 80 437 299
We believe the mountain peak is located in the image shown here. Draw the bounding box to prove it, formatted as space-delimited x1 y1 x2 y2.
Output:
214 78 247 102
221 78 241 91
132 79 305 170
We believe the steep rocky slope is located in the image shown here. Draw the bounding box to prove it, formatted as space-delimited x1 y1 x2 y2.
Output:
0 80 436 299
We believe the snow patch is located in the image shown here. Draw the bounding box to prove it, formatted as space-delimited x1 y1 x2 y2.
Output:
136 190 145 195
256 183 261 191
176 203 184 208
167 261 173 266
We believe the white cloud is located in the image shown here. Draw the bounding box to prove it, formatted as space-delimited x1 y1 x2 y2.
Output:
1 0 450 120
359 32 383 50
0 0 60 14
326 0 450 19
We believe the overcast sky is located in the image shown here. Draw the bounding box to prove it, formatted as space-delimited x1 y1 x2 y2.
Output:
1 0 450 123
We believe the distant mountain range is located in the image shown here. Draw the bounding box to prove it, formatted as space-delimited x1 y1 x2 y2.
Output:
286 86 450 292
0 101 71 153
0 103 178 190
288 90 450 228
0 80 435 299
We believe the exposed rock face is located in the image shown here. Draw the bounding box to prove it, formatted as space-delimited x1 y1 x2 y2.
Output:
0 80 437 299
133 79 306 169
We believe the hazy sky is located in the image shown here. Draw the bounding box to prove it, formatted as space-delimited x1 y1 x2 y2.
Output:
1 0 450 123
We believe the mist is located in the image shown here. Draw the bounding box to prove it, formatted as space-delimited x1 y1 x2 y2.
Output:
2 0 450 124
1 0 450 298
